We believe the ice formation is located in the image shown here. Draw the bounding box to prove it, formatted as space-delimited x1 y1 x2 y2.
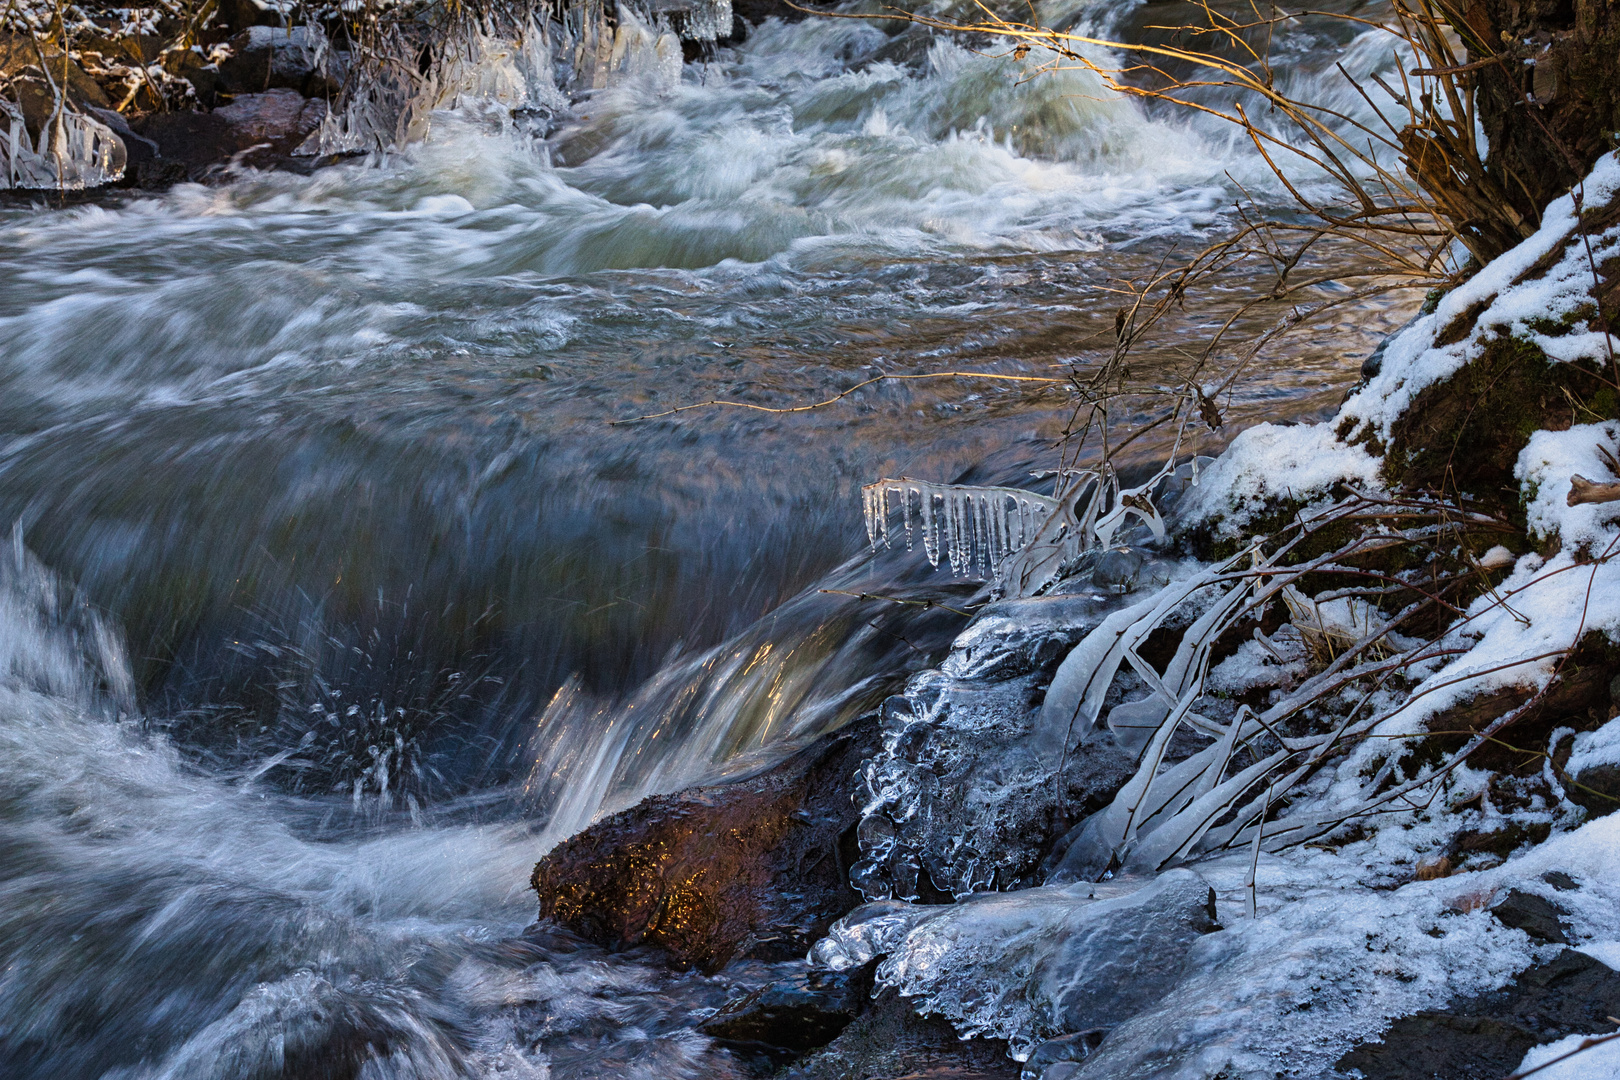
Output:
818 152 1620 1080
871 870 1218 1057
862 468 1171 591
1 99 125 190
863 478 1059 578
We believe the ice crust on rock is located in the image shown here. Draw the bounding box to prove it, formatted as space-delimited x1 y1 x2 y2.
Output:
851 592 1149 901
869 869 1218 1060
1057 816 1620 1079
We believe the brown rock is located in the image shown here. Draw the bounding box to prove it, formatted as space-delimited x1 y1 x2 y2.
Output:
531 717 878 974
0 33 112 139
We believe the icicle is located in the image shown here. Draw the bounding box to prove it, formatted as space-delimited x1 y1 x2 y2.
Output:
922 489 939 568
977 492 992 574
1 100 125 191
859 478 1062 579
903 485 916 551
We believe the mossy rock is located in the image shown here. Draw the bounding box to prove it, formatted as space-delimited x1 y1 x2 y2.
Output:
1381 335 1611 507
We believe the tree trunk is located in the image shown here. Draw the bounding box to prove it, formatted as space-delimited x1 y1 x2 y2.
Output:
1459 0 1620 243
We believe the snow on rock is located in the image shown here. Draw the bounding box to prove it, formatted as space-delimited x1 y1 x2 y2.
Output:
1518 421 1620 551
1569 718 1620 779
1338 152 1620 441
1341 427 1620 743
1173 421 1383 538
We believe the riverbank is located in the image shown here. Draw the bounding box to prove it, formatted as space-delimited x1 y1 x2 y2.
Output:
527 151 1620 1078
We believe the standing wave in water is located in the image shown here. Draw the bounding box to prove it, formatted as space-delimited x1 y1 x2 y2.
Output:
0 1 1415 1075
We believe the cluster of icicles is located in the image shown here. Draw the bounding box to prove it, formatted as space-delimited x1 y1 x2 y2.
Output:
862 479 1058 578
1 99 125 190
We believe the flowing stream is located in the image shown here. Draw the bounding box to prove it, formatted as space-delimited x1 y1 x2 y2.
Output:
0 4 1417 1076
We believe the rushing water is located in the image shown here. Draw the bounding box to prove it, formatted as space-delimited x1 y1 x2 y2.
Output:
0 4 1416 1076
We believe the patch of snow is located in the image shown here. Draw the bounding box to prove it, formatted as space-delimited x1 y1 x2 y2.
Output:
1518 421 1620 550
1174 421 1383 537
1514 1029 1620 1080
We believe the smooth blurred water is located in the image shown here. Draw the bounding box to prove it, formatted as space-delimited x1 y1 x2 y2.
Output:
0 4 1416 1075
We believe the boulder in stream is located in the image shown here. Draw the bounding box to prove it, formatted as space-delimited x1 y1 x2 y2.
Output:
530 717 877 974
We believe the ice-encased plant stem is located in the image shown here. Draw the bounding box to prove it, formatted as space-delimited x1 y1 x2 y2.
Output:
861 463 1172 596
1043 490 1590 882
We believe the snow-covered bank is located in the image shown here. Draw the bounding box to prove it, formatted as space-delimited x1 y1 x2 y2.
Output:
796 153 1620 1079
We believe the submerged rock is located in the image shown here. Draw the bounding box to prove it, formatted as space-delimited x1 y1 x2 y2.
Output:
530 717 877 974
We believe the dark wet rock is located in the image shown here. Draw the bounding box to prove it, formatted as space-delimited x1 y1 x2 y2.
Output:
129 88 325 180
530 717 878 974
1490 890 1570 944
1567 760 1620 818
700 959 871 1071
216 26 345 98
1542 870 1578 892
1335 949 1620 1079
215 87 326 149
778 989 1020 1080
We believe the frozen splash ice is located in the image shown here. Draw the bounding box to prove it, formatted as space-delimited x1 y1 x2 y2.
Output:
1 99 125 190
